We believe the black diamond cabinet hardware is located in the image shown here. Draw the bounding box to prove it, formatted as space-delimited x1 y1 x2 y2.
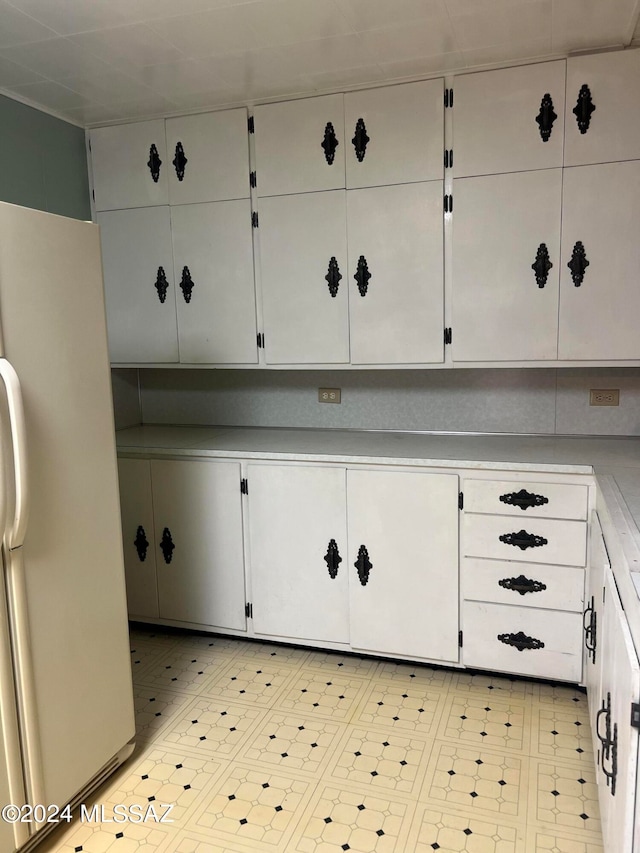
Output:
155 266 169 304
354 255 371 297
325 256 342 297
173 141 188 181
134 526 149 562
147 143 162 183
324 539 342 579
497 631 545 651
355 545 372 586
499 530 548 550
573 84 596 134
583 596 597 663
499 489 549 510
531 243 552 288
159 527 175 564
179 266 194 303
568 241 589 287
535 93 557 142
321 122 339 165
498 575 547 596
596 692 612 762
352 117 370 162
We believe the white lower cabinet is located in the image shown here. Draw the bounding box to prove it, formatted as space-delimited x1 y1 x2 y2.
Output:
117 458 158 619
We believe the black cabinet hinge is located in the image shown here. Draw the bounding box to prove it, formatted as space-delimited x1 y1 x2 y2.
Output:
459 630 463 647
245 602 253 618
444 194 453 213
250 171 257 188
444 149 453 169
257 332 264 348
252 211 259 228
241 478 248 495
632 703 640 729
458 491 464 510
444 327 452 345
248 115 255 133
444 88 453 108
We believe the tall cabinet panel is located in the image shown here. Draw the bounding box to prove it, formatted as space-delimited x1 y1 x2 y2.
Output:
559 161 640 360
347 182 444 364
247 464 349 644
452 169 562 361
347 469 459 662
98 207 178 363
91 120 168 211
259 191 349 364
171 200 258 363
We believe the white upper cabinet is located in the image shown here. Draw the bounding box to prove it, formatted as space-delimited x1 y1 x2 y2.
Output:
452 169 562 361
348 182 444 364
98 207 178 363
565 49 640 167
254 94 345 197
344 79 443 188
166 109 250 205
171 200 257 364
559 160 640 360
91 120 169 211
454 61 566 178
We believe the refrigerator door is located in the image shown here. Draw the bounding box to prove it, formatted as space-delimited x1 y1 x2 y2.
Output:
0 202 135 810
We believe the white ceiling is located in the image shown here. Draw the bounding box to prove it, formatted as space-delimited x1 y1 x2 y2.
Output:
0 0 638 126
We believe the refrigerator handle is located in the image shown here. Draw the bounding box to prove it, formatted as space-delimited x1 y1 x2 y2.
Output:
0 359 29 550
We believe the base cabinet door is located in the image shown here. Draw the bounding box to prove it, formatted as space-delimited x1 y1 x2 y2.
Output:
347 469 459 662
584 513 608 757
117 458 158 619
247 464 349 644
151 460 247 631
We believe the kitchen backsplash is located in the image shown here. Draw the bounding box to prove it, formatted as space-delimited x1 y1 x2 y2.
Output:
112 367 640 436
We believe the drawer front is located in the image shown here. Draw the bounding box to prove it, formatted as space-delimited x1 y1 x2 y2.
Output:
462 602 582 682
463 479 587 520
462 558 584 612
463 514 587 567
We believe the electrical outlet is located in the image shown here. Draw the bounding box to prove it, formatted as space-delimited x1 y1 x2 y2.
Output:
318 388 341 404
589 389 620 406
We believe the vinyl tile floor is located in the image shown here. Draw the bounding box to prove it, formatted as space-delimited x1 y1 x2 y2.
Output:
39 628 604 853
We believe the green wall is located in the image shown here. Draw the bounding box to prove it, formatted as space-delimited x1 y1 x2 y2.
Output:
0 94 90 220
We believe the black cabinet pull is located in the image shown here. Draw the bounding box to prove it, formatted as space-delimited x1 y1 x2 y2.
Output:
147 143 162 182
173 141 188 181
354 255 371 297
155 266 169 303
498 575 547 595
134 526 149 562
354 545 372 586
325 257 342 297
321 122 339 165
179 266 194 303
583 596 597 663
352 117 369 162
531 243 552 288
499 489 549 510
568 241 589 287
596 693 612 760
324 539 342 579
497 631 545 651
573 84 596 134
535 93 557 142
160 527 175 564
499 530 548 550
602 722 618 796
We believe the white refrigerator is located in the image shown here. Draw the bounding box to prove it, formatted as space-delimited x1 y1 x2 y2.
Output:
0 202 135 852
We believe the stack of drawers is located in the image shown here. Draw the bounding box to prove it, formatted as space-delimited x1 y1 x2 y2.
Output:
461 478 588 682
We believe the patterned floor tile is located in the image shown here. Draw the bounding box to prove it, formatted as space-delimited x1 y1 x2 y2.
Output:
169 633 246 657
352 681 447 737
526 827 604 853
204 659 296 706
407 804 523 853
133 685 193 743
161 829 259 852
34 821 173 853
438 693 529 753
238 711 345 775
136 650 232 695
450 672 535 702
375 660 452 690
536 685 588 710
277 673 368 721
328 727 432 795
232 641 311 668
159 697 266 758
290 784 413 853
531 706 594 762
529 759 601 837
305 649 380 677
129 641 173 677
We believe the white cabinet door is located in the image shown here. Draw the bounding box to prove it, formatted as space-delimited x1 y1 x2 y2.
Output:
98 207 178 363
347 182 444 364
454 61 566 178
565 49 640 167
117 458 158 619
166 109 250 205
254 94 345 197
247 464 349 644
559 161 640 360
347 469 459 663
151 460 246 631
91 120 168 211
597 570 640 853
452 170 562 361
344 80 443 188
585 513 607 757
171 201 258 364
259 191 349 364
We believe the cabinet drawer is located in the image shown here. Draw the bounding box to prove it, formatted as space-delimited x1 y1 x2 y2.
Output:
462 602 582 682
463 514 586 567
462 558 584 612
462 479 587 520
